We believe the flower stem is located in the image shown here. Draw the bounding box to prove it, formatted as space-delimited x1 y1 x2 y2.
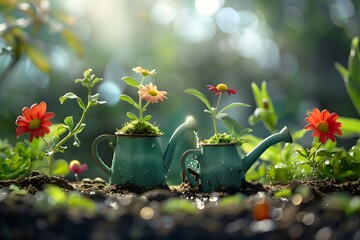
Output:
212 93 222 135
138 76 146 120
48 94 91 175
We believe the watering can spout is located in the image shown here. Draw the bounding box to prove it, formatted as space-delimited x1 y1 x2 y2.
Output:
243 126 293 173
163 116 198 173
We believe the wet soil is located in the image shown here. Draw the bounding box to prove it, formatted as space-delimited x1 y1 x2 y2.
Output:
1 172 360 239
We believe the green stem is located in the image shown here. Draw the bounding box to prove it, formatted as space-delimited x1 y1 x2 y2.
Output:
212 93 222 135
138 76 146 120
48 93 91 175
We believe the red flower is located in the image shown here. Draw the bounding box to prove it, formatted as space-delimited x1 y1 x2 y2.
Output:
305 108 342 143
15 101 55 142
69 160 88 175
207 83 237 95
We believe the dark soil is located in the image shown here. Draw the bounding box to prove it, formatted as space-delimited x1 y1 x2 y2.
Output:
1 172 360 239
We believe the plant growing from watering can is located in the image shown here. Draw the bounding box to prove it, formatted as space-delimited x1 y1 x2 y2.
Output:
118 66 167 135
15 69 105 175
185 83 251 144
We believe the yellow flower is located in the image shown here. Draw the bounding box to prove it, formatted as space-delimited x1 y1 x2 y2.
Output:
138 83 167 103
132 66 157 77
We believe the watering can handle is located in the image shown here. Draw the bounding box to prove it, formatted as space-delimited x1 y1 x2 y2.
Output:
91 134 116 177
180 149 201 188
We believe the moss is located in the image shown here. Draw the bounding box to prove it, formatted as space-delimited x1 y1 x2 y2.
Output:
202 133 244 145
117 120 162 135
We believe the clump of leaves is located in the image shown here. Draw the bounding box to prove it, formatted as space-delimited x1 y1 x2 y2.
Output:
0 139 41 180
118 119 162 135
202 133 245 145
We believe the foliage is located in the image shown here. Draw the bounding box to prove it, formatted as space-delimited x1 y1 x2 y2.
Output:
118 119 162 135
335 36 360 137
0 0 83 81
45 69 105 174
185 84 251 144
246 64 360 183
0 139 39 180
118 67 166 135
13 69 105 176
335 37 360 116
248 82 278 132
202 133 245 145
37 185 97 214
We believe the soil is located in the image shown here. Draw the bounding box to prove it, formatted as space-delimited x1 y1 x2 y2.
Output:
1 172 360 239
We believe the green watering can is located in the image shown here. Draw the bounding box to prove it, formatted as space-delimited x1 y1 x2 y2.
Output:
180 126 293 192
92 117 198 187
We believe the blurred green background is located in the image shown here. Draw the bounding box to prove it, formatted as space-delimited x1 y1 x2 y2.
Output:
1 0 359 182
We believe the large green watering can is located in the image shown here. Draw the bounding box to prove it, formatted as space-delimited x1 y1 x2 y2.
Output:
180 126 293 192
92 116 198 187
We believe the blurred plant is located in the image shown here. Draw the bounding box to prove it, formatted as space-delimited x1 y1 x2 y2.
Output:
248 82 278 133
335 36 360 137
0 0 83 83
37 184 96 214
69 160 88 181
118 66 167 135
185 83 251 144
0 139 40 179
15 69 105 175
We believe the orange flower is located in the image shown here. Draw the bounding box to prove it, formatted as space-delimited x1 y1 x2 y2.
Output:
305 108 342 143
207 83 237 95
138 83 167 103
15 101 55 142
132 66 157 77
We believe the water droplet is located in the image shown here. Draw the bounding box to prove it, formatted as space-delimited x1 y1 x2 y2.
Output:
194 131 200 148
324 160 330 165
151 143 156 148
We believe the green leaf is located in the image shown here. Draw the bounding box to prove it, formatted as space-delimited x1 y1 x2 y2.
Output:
76 123 86 133
249 82 278 132
52 134 59 145
120 94 137 107
77 98 86 110
251 82 263 108
64 116 74 131
73 135 81 147
24 44 50 72
56 124 68 135
89 93 100 102
122 77 139 88
185 88 212 111
217 114 242 137
59 92 80 104
143 115 152 121
338 116 360 136
335 63 349 79
52 159 69 176
91 77 103 88
61 29 84 57
217 102 250 115
337 37 360 115
126 112 138 120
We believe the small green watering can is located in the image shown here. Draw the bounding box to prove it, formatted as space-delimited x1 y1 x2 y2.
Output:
180 126 293 192
92 117 198 187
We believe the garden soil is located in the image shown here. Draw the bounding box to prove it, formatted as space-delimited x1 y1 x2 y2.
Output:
1 172 360 239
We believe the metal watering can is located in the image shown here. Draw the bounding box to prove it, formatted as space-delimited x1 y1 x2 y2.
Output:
91 116 198 187
180 126 293 192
